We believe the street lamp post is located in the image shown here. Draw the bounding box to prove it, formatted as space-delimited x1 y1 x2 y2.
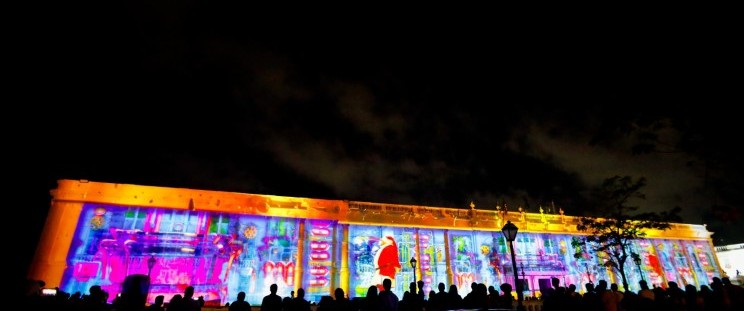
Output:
502 221 524 311
146 255 156 304
147 255 156 278
633 254 644 282
410 257 417 283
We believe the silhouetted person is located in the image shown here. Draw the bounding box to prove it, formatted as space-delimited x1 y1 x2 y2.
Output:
609 283 624 311
638 280 654 302
581 282 600 311
711 277 730 310
182 286 201 311
81 284 111 311
428 282 447 311
229 291 251 311
282 292 293 310
447 284 462 310
595 280 618 311
542 277 566 311
359 285 380 311
168 294 183 311
332 287 352 311
475 283 489 309
665 281 685 310
426 290 437 311
487 285 498 309
379 278 399 311
163 287 189 311
566 284 581 310
289 288 311 311
462 282 478 309
402 281 423 311
495 283 514 309
723 276 744 310
699 285 713 309
317 296 334 311
22 278 43 298
145 295 165 311
416 280 425 300
168 286 199 311
684 284 703 311
398 291 412 311
260 284 283 311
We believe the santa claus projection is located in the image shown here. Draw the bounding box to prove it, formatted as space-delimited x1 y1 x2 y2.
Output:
373 236 402 289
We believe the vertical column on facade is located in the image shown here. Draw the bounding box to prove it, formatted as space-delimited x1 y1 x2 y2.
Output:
650 240 669 286
294 219 306 293
27 200 85 287
680 240 700 288
330 222 338 296
192 211 207 286
340 224 350 297
414 228 422 283
443 229 454 286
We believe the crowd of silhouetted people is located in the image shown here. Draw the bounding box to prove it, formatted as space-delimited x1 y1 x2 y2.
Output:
20 279 206 311
540 276 744 311
20 274 744 311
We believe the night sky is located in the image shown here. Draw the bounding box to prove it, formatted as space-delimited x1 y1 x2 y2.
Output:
12 2 742 284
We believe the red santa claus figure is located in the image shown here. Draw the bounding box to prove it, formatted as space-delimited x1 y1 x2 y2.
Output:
374 236 402 289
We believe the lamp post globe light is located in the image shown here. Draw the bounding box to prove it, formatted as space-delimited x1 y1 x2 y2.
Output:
501 221 523 310
410 257 417 283
147 255 156 277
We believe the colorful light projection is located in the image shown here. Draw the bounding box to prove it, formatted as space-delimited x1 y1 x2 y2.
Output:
348 225 411 297
417 229 447 294
633 239 716 289
447 230 570 295
60 204 722 305
61 204 303 306
302 220 334 303
446 231 720 297
345 226 452 298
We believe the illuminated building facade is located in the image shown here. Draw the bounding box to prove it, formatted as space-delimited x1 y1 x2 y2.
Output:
29 180 723 305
